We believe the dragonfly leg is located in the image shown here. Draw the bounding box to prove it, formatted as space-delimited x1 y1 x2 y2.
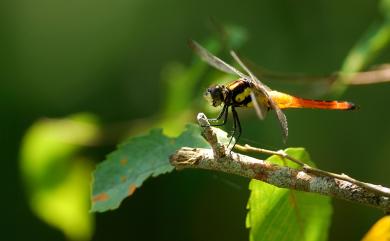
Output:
227 108 236 149
229 107 241 150
207 104 229 127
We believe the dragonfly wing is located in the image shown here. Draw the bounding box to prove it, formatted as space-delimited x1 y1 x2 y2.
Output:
250 91 267 120
230 50 288 142
189 40 247 78
270 98 289 142
230 50 272 91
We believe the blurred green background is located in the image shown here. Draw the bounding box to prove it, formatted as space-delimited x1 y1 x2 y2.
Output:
2 0 390 240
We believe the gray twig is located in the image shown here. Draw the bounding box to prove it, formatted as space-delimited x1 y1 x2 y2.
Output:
169 113 390 212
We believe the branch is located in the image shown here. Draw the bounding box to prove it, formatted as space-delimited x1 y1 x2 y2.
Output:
169 113 390 212
234 144 390 198
247 61 390 85
340 65 390 85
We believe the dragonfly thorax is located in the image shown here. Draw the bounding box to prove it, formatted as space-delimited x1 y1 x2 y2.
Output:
204 85 228 107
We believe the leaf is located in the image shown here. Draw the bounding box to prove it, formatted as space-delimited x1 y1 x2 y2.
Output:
20 113 99 241
361 216 390 241
91 124 208 212
246 148 333 241
380 0 390 19
331 19 390 96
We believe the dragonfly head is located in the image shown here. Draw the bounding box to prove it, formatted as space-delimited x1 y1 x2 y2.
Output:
204 85 227 107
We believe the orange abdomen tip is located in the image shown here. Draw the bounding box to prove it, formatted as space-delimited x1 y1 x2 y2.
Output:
291 99 357 110
269 91 357 110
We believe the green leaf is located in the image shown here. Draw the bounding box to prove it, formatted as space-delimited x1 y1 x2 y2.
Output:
380 0 390 19
20 113 99 241
246 148 333 241
331 19 390 96
91 124 208 212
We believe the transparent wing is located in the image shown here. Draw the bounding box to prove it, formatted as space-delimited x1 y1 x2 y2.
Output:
271 101 289 142
188 40 247 78
230 50 288 142
229 50 271 91
250 91 267 120
254 84 289 142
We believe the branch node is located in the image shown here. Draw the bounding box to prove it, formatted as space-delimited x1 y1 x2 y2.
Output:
197 112 227 158
170 147 204 170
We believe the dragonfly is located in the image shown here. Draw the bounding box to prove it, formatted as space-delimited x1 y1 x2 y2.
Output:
189 40 356 147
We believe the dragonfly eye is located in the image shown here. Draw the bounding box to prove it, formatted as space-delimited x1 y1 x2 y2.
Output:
204 85 224 107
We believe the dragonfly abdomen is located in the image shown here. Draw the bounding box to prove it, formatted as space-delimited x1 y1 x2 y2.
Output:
269 91 356 110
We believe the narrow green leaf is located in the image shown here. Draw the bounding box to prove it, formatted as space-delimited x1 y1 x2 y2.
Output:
91 124 208 212
246 148 332 241
380 0 390 19
331 19 390 96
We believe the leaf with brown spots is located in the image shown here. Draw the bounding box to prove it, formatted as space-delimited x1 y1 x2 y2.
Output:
91 124 208 212
92 193 109 202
